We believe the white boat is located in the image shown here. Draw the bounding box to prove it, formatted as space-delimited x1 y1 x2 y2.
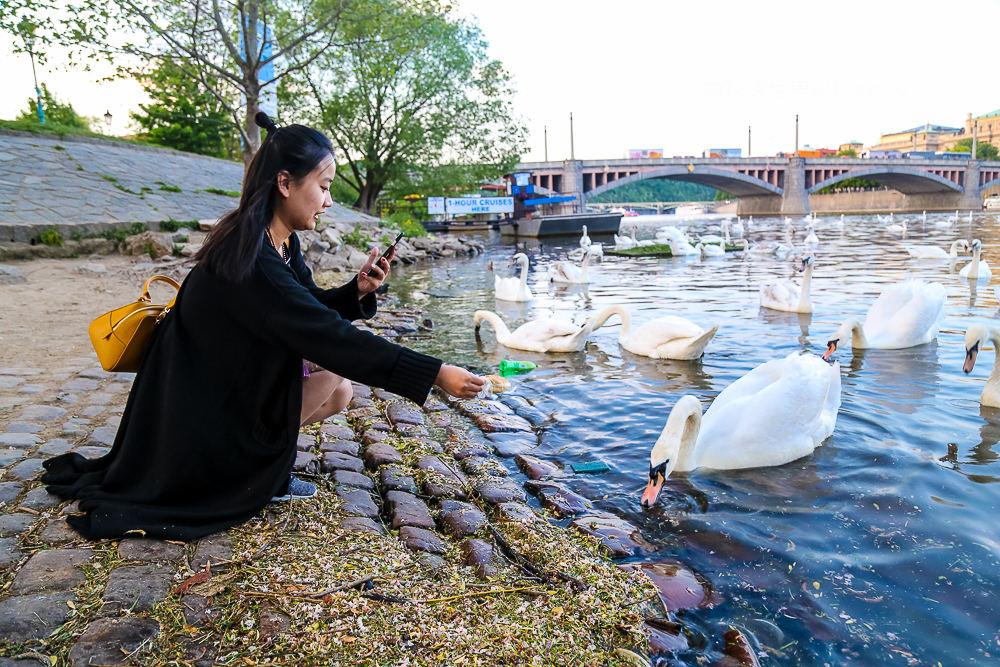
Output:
673 204 708 216
985 196 1000 211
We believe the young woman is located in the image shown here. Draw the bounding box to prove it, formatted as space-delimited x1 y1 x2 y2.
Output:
42 113 484 541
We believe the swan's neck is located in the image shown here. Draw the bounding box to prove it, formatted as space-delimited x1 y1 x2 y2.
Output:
474 311 511 342
631 227 637 242
843 318 868 349
971 244 982 278
950 240 966 259
798 262 814 311
785 228 793 246
652 396 702 473
517 260 529 295
580 252 590 280
725 227 731 245
592 305 631 342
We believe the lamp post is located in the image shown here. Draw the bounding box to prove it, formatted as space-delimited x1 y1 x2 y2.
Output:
104 110 113 134
18 21 45 124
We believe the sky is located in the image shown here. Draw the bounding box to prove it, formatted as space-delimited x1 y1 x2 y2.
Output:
3 0 1000 157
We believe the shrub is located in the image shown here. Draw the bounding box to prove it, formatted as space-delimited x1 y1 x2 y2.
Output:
203 187 240 197
159 219 199 232
158 184 182 193
341 224 368 249
39 227 63 246
399 219 428 238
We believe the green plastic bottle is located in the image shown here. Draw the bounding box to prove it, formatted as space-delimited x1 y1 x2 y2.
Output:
498 359 536 376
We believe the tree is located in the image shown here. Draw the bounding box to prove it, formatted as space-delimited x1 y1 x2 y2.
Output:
835 149 857 157
949 138 999 161
131 59 238 158
291 1 527 213
15 84 93 129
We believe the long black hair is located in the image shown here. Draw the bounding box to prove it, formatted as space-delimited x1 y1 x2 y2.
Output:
196 112 334 282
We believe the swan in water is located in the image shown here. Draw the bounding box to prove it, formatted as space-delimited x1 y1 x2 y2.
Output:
695 242 726 258
614 227 637 249
959 239 992 281
590 304 718 360
550 252 592 284
473 310 595 353
760 255 815 313
775 227 795 258
905 239 968 260
640 353 841 506
494 253 533 302
963 324 1000 407
821 279 946 359
666 235 699 256
886 219 907 234
804 225 819 246
699 234 726 244
579 225 591 250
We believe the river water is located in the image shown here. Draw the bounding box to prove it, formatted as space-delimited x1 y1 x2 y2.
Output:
389 212 1000 666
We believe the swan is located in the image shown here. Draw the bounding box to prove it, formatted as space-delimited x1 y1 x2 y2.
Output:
699 234 726 244
579 225 591 250
760 255 815 313
963 324 1000 407
494 252 533 302
732 217 744 236
804 226 819 246
666 236 699 256
473 310 595 353
550 252 592 284
614 227 637 249
835 214 845 227
905 239 968 260
586 242 603 258
590 305 718 360
640 353 841 506
959 239 992 281
775 228 795 258
695 242 726 258
886 219 907 234
933 216 954 228
821 279 946 359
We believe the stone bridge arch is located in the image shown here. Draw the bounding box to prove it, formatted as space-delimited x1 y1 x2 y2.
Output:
581 166 783 201
807 166 964 195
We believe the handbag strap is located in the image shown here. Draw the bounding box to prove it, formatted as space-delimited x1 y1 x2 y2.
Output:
140 275 181 303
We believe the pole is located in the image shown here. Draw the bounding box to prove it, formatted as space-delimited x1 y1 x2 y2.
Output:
569 113 575 160
544 126 548 162
795 115 798 157
748 125 751 157
973 121 979 160
28 48 44 124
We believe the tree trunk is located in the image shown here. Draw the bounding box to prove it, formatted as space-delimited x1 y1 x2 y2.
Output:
241 1 262 171
243 88 261 171
354 181 382 215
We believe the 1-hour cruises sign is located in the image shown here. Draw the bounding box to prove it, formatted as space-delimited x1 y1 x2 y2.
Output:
442 197 514 214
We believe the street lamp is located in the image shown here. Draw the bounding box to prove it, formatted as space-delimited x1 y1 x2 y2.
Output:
17 21 45 124
104 110 113 128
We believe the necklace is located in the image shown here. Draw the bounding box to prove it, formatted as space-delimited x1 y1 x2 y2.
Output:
266 228 288 263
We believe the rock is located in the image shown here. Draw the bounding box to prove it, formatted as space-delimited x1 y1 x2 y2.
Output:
331 470 374 491
81 406 106 417
523 480 592 517
0 592 75 642
0 537 22 568
427 412 453 428
88 426 118 446
0 264 27 285
38 439 73 456
363 442 402 470
258 606 291 642
78 368 114 380
60 378 99 392
7 422 43 433
416 554 447 571
455 398 513 418
618 560 715 612
320 438 359 457
515 454 562 479
395 423 429 439
61 501 81 515
362 429 391 446
439 500 487 538
0 449 22 467
398 526 445 555
39 517 84 544
496 502 536 523
452 443 490 460
460 539 497 580
362 418 392 433
69 617 159 667
335 487 379 518
8 458 46 480
350 383 371 399
486 432 535 458
296 434 316 451
0 482 24 505
643 618 689 655
378 466 418 495
179 243 202 257
122 230 174 258
348 397 373 411
320 423 355 441
181 594 220 627
570 514 655 558
387 403 424 426
118 538 184 562
461 455 507 477
339 517 385 536
386 491 434 529
471 413 533 433
292 451 319 475
372 389 398 402
0 433 42 447
721 628 761 667
0 513 35 536
347 406 379 420
20 487 62 510
321 451 364 474
101 564 174 615
11 548 94 594
474 478 526 505
88 392 115 404
70 446 110 459
191 534 233 571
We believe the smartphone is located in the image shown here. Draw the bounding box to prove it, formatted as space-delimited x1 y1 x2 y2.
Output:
364 231 404 277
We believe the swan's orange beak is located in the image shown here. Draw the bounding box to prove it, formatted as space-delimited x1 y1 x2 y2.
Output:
821 340 838 361
965 342 979 374
641 473 664 509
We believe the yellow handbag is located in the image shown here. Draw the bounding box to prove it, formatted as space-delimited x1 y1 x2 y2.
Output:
89 275 180 372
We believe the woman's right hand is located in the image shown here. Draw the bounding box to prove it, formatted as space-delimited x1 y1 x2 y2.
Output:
435 364 485 398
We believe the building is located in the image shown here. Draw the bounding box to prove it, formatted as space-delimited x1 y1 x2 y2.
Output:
870 112 1000 156
839 141 864 155
795 145 837 158
702 148 742 158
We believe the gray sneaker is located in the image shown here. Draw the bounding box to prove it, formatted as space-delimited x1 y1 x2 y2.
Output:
271 475 317 501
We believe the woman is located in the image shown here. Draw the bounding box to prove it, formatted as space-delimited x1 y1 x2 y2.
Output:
42 113 484 541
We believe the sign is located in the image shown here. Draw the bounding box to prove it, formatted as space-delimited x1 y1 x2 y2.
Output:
628 149 664 159
239 23 286 118
427 197 445 214
445 197 514 214
513 172 531 186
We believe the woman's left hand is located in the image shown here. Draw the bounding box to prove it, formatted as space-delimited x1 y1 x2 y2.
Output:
357 246 394 296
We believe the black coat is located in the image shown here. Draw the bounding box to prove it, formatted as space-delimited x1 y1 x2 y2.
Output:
42 233 442 541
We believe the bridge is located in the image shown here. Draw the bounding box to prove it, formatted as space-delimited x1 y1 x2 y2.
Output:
514 156 1000 215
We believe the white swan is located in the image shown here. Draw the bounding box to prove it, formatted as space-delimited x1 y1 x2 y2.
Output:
640 353 841 506
886 219 907 234
760 255 815 313
963 324 1000 407
590 305 718 360
550 252 592 284
695 242 726 258
905 239 968 260
822 279 946 359
775 228 795 258
587 242 603 258
614 227 637 249
666 236 698 256
474 310 595 353
579 225 591 250
494 252 533 302
699 234 726 244
959 239 992 281
731 217 744 236
804 226 819 246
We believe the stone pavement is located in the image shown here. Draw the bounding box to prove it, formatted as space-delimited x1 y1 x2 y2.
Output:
0 131 378 244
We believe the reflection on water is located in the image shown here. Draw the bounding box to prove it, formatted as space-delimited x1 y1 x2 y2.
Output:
389 212 1000 665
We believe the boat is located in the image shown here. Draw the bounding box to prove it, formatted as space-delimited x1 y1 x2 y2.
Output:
672 204 708 216
500 211 622 238
610 206 640 217
985 195 1000 211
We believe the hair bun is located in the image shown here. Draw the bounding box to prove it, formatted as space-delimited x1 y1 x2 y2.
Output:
254 111 278 133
